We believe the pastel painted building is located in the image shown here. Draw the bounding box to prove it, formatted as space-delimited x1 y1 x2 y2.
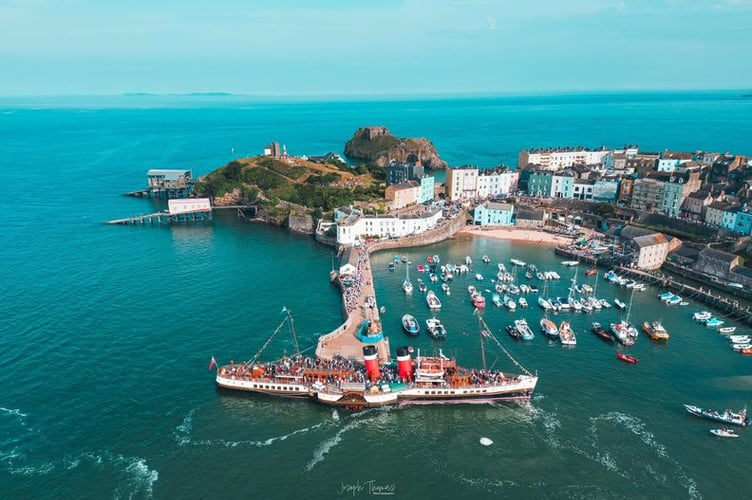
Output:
705 202 736 228
445 166 479 201
473 201 514 226
551 172 574 199
527 170 553 197
417 175 435 204
572 179 595 201
593 179 619 202
384 181 420 210
733 207 752 235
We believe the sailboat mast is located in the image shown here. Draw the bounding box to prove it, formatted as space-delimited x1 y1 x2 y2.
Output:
627 287 635 322
287 309 301 356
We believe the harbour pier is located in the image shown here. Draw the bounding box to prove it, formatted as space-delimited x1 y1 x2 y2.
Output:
315 210 468 362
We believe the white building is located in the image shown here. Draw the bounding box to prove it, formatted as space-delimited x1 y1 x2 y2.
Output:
631 233 669 270
335 208 443 246
518 147 611 171
476 168 519 199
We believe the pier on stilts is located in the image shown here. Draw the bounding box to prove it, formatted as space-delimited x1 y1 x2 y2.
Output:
106 198 213 226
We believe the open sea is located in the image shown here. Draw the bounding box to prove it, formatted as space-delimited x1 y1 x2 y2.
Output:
1 91 751 499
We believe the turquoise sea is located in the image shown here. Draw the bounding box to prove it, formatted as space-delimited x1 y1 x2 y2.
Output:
1 91 751 499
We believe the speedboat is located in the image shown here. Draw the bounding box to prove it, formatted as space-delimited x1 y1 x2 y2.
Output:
684 404 750 426
425 318 447 340
710 428 739 438
693 311 712 322
402 314 420 336
614 299 627 311
616 352 638 364
706 318 725 328
514 319 535 341
591 322 613 342
402 280 414 294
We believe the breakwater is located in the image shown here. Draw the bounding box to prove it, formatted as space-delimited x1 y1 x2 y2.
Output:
315 211 468 362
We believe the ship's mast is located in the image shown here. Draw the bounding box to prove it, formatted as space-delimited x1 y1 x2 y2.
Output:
287 308 301 356
479 316 487 371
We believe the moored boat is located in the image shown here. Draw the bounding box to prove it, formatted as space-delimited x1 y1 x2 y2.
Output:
426 290 442 310
425 318 447 340
642 321 670 341
591 322 613 342
402 314 420 336
693 311 712 322
510 258 526 267
559 321 577 346
684 404 750 426
441 282 451 295
610 322 635 346
585 268 598 276
514 319 535 340
705 317 725 328
540 318 559 339
616 352 638 364
719 326 737 334
482 255 490 263
614 299 627 310
471 292 486 309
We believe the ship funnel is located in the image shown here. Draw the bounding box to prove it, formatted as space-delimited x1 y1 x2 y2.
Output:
362 345 380 382
396 346 414 381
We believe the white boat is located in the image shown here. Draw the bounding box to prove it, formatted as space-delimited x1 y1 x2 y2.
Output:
728 335 750 343
482 255 490 263
719 327 737 334
731 343 752 351
426 290 442 310
402 260 413 294
614 299 627 310
425 318 447 340
559 321 577 346
505 296 517 311
561 261 579 267
666 295 682 305
599 298 612 309
518 297 528 308
475 273 484 281
510 258 526 267
441 283 451 295
491 293 502 307
538 296 553 311
693 311 712 322
710 428 739 438
465 256 473 265
497 263 506 272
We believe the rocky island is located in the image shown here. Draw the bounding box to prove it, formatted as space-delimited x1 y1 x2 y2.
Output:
344 126 447 169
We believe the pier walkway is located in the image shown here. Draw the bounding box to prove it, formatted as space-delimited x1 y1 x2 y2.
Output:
315 210 468 363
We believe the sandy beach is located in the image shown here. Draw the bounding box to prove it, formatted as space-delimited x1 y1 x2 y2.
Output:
457 226 582 246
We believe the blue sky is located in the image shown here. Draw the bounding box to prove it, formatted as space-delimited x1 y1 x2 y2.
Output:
1 0 751 96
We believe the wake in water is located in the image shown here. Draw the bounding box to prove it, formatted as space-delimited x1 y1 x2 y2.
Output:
0 406 158 499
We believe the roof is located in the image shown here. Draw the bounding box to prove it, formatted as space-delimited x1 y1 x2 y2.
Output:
731 266 752 278
515 208 545 221
632 233 668 248
699 247 739 263
670 245 700 259
147 169 191 180
618 225 655 240
483 202 514 211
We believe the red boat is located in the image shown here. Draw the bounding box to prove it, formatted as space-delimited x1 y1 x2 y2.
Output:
616 353 638 364
585 268 598 276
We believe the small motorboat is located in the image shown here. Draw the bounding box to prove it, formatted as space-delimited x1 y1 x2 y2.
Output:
710 428 739 438
719 326 737 334
585 268 598 276
401 314 420 336
614 299 627 311
706 318 725 328
693 311 712 322
616 353 638 364
482 255 490 264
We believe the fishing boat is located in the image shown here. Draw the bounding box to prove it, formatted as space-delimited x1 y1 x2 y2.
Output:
441 283 451 295
514 319 535 340
402 261 413 294
616 353 638 364
471 291 486 309
425 318 447 340
719 326 737 334
705 317 725 328
684 404 750 426
610 322 636 346
426 290 442 310
693 311 712 322
642 321 670 341
559 321 577 346
591 322 613 342
402 314 420 336
710 428 739 438
540 317 559 339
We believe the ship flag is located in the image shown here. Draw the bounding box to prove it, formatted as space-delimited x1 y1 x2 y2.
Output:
208 356 217 371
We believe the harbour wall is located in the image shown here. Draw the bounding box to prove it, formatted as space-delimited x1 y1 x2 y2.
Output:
315 211 468 361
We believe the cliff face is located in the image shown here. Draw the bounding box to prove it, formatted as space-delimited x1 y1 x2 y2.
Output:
344 126 448 169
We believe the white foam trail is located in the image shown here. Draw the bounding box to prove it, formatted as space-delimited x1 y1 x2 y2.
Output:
0 407 28 420
195 421 326 448
173 410 195 446
306 409 393 471
112 455 159 500
332 410 340 421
